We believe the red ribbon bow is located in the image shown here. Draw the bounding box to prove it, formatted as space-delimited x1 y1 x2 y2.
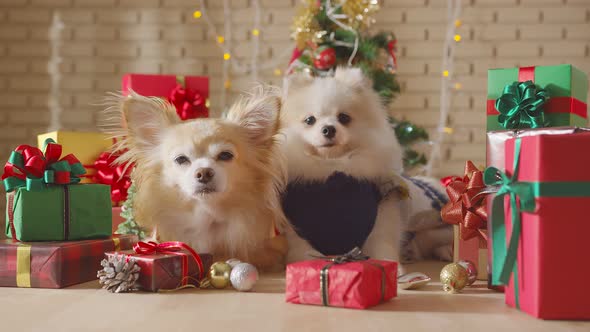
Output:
133 241 205 282
92 151 132 205
167 84 208 121
2 140 84 191
440 161 489 241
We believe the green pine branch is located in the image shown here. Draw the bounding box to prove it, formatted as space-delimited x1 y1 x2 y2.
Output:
115 181 147 240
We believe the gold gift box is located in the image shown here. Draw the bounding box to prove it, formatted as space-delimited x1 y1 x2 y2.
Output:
37 131 113 183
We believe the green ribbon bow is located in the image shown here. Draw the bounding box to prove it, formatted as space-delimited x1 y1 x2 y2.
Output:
484 138 590 309
2 138 86 192
495 80 549 129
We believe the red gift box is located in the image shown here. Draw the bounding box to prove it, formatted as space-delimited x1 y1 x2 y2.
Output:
486 132 590 319
105 241 212 292
485 127 590 291
122 73 209 120
286 251 397 309
0 234 137 288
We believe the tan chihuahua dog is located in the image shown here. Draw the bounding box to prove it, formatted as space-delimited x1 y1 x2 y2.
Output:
103 87 288 270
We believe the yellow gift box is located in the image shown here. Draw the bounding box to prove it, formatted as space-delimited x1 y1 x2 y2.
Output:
37 131 113 183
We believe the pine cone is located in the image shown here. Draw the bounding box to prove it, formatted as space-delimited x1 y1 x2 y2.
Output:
97 254 141 293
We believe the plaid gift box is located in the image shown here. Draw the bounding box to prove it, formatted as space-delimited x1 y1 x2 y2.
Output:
105 241 212 292
0 234 137 288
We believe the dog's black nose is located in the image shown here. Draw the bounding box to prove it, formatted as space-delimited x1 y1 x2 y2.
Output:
195 167 215 183
321 125 336 139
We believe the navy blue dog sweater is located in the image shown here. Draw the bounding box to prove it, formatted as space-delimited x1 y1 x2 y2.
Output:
282 172 382 255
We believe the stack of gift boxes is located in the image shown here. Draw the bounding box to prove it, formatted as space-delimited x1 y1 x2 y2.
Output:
284 64 590 316
1 66 588 316
442 64 590 319
0 74 209 290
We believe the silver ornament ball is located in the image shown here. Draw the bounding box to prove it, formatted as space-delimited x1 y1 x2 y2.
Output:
457 260 478 285
230 262 259 292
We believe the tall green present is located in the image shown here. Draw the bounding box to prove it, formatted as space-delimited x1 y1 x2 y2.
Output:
2 139 112 241
487 64 588 131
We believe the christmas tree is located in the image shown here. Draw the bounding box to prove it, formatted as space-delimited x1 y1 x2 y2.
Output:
116 181 147 240
289 0 429 169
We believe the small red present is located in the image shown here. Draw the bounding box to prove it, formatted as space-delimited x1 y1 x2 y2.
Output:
122 73 209 120
105 241 212 292
485 132 590 319
285 248 398 309
0 234 137 288
441 161 489 281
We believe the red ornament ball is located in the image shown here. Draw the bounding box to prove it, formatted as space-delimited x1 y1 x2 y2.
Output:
313 46 336 70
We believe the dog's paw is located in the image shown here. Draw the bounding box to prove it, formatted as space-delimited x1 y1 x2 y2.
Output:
433 244 453 262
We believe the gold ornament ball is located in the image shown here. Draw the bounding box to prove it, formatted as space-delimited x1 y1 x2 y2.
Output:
440 263 469 294
209 262 232 289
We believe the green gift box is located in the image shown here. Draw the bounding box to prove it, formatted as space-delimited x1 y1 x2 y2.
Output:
487 64 588 131
6 184 112 241
3 138 113 241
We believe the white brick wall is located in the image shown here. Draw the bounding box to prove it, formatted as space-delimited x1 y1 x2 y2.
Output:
0 0 589 212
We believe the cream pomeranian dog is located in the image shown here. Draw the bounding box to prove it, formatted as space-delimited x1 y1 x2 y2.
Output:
279 67 405 264
102 87 288 270
280 68 452 265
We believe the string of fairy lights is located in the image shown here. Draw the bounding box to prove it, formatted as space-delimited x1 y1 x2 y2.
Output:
193 0 463 175
193 0 293 111
45 0 463 176
425 0 463 176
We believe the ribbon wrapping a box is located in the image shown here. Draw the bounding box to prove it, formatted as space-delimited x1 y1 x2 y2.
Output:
487 64 588 131
37 131 113 184
6 185 112 241
285 250 397 309
485 127 590 288
38 132 132 205
0 235 137 288
485 132 590 319
122 73 209 120
105 242 212 292
3 139 113 242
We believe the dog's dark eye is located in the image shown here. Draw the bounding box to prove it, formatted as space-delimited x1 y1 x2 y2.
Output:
304 116 316 126
174 155 190 165
217 151 234 161
338 113 351 125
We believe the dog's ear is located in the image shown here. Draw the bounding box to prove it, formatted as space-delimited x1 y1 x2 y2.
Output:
226 86 281 143
334 67 367 89
121 92 179 148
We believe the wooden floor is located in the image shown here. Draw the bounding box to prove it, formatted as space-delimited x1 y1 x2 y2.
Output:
1 261 588 332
